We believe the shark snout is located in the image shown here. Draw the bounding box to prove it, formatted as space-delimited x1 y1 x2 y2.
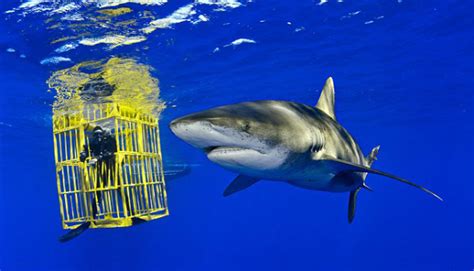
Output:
169 117 206 146
169 111 216 134
169 115 234 150
169 115 206 138
169 117 185 134
169 113 269 156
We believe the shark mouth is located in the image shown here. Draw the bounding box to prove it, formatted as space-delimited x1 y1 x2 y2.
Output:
203 146 264 155
205 145 276 172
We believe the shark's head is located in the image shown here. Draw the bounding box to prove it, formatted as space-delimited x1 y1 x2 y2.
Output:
170 101 315 175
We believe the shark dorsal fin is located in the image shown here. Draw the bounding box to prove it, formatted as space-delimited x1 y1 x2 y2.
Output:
316 77 336 120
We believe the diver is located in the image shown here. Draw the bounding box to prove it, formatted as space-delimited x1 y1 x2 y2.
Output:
81 126 117 217
59 126 144 242
81 126 116 163
81 126 117 186
59 126 117 242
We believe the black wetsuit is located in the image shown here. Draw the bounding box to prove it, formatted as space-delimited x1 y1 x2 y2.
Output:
80 131 117 217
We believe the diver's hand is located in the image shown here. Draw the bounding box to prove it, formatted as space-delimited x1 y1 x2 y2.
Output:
88 158 98 166
80 152 87 162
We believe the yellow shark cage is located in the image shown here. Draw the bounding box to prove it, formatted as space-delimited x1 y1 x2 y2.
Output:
52 103 168 229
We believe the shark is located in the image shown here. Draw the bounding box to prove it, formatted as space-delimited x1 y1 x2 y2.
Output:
169 77 442 222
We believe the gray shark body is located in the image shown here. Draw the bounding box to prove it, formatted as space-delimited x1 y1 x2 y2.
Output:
170 77 442 222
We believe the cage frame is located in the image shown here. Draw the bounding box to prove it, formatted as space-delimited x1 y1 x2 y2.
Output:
52 102 168 230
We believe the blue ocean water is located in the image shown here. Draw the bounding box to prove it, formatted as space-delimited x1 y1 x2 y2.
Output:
0 0 473 270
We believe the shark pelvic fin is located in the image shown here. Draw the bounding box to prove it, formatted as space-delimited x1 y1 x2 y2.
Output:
223 175 260 197
348 188 361 223
321 157 443 201
316 77 336 120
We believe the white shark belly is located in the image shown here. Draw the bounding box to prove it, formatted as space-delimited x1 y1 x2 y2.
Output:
279 164 359 192
285 171 339 191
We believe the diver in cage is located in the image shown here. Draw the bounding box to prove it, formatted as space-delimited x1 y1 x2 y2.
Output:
58 126 137 242
81 126 116 185
59 126 117 242
81 126 117 217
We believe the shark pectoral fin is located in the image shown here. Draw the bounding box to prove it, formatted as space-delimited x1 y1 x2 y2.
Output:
321 158 443 201
223 175 260 197
348 188 361 224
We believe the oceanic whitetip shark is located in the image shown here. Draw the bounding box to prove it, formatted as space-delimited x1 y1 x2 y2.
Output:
170 77 442 222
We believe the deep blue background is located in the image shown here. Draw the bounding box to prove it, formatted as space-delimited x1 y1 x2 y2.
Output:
0 0 473 270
